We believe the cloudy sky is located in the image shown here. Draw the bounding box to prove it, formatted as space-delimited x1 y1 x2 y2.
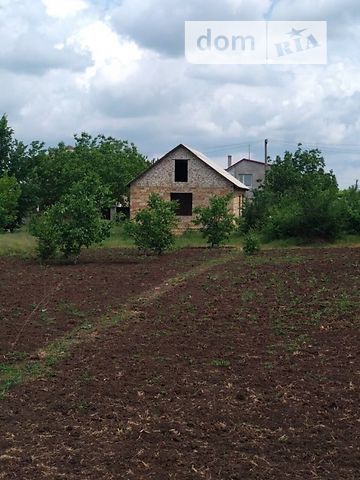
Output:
1 0 359 187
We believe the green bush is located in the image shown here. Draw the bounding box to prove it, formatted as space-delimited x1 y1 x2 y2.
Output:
193 193 236 247
242 146 343 241
339 185 360 234
242 230 261 255
263 190 342 241
30 176 112 261
126 193 178 255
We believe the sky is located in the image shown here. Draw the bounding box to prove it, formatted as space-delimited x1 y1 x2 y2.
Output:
1 0 359 187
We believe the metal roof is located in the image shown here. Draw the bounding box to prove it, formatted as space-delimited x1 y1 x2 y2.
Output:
128 144 249 190
183 145 248 190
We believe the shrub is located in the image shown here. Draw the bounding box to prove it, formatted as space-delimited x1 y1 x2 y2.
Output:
263 190 342 241
193 193 236 247
126 193 178 255
339 185 360 234
242 230 261 255
30 176 112 261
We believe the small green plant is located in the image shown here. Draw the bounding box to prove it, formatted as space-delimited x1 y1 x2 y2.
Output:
210 359 231 367
79 371 92 383
193 193 236 247
126 193 178 255
287 334 310 353
78 400 91 411
264 362 274 370
241 290 256 302
57 301 85 318
6 351 27 361
39 309 56 325
242 230 261 255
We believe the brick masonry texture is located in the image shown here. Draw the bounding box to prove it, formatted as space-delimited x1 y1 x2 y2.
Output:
130 146 246 231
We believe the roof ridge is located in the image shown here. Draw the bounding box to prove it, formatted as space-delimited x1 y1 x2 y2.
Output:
226 157 266 170
128 144 249 190
182 144 248 190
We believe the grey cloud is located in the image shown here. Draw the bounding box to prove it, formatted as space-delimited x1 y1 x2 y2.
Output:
0 0 92 75
110 0 271 56
0 35 92 75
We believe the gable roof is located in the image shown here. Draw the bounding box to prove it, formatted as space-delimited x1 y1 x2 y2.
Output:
226 158 267 171
128 144 248 190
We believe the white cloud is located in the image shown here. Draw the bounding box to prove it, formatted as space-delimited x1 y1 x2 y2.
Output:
42 0 88 19
67 20 143 87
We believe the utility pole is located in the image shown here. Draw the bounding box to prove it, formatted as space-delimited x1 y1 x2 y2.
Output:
248 144 251 160
264 138 269 187
265 138 269 172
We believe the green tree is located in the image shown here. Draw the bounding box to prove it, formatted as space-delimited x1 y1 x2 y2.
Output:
243 145 341 240
0 174 21 231
193 193 236 247
35 134 150 210
0 114 13 175
126 193 178 255
0 114 47 222
30 175 112 261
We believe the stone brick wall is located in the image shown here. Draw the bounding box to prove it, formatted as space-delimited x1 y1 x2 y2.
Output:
130 146 246 232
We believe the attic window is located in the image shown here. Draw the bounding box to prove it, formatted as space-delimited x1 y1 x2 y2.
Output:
175 159 188 182
171 193 193 216
239 174 253 187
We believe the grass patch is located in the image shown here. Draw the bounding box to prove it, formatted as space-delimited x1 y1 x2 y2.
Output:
210 359 231 367
1 225 359 259
57 300 86 318
0 227 36 257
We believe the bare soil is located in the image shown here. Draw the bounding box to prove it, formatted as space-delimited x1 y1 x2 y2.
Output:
0 248 225 362
0 247 359 479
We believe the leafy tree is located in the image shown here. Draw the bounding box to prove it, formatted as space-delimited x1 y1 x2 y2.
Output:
0 174 21 231
0 114 13 175
35 134 149 210
0 114 47 222
243 145 341 240
30 175 112 261
126 193 178 255
193 193 236 247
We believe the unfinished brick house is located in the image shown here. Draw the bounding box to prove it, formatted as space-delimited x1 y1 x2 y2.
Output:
128 144 248 231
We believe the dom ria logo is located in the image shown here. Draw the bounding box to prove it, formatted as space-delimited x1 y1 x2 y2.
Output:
275 27 320 57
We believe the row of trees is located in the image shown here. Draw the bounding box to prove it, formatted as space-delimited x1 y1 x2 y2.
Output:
0 113 149 234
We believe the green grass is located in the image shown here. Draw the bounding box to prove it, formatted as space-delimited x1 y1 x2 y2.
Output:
99 224 135 248
1 224 359 258
0 227 36 257
262 234 360 249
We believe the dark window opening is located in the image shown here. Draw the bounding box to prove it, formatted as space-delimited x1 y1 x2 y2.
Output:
171 193 193 216
175 159 188 182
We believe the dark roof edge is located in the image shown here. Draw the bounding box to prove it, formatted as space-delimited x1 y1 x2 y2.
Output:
128 144 249 190
226 158 266 171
